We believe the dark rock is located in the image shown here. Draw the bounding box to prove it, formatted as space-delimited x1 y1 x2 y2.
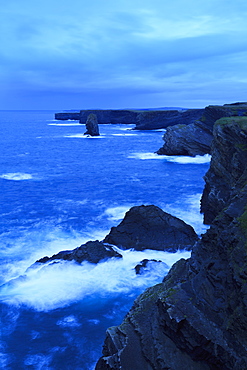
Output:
157 102 247 157
36 240 122 264
55 112 80 120
134 259 167 274
84 113 100 136
96 117 247 369
201 116 247 224
104 205 199 251
135 109 204 130
156 121 213 156
80 109 139 125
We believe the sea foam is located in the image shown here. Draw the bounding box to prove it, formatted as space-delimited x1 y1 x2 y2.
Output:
0 248 190 311
0 173 33 181
128 152 211 163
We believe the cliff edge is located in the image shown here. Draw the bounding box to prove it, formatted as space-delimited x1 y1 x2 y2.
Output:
96 117 247 369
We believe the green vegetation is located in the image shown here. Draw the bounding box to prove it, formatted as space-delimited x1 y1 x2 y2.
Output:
215 116 247 130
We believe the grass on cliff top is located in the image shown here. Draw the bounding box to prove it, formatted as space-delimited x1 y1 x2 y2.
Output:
215 116 247 131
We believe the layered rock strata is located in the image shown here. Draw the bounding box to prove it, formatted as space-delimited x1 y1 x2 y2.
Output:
96 117 247 369
157 102 247 156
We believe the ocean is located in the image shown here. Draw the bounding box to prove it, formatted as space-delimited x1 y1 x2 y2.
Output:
0 110 210 369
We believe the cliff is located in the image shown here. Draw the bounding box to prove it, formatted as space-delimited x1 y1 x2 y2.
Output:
54 109 204 130
96 117 247 369
157 102 247 156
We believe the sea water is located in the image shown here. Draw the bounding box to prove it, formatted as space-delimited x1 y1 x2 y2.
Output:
0 110 210 369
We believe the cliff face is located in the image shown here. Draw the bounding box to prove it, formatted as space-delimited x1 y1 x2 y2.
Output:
157 103 247 156
96 117 247 369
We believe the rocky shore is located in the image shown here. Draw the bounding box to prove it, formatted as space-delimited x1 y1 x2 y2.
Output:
95 116 247 369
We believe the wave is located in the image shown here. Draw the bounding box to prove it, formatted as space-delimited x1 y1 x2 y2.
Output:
104 205 134 221
128 152 211 163
112 133 137 136
0 248 190 311
0 173 33 181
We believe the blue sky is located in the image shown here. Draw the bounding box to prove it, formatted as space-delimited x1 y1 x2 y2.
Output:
1 0 247 110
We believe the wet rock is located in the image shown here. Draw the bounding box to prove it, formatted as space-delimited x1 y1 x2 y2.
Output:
36 240 122 264
104 205 199 251
84 113 100 136
134 259 168 274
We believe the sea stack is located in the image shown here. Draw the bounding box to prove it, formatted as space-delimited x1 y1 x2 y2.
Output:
84 113 100 136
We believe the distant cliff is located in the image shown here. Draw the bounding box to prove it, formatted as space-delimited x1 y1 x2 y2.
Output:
54 108 204 130
96 116 247 369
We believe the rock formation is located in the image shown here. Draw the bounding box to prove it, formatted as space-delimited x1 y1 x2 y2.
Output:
104 205 199 252
134 109 204 130
36 240 122 264
84 113 100 136
55 108 204 130
95 116 247 369
157 102 247 157
156 121 213 156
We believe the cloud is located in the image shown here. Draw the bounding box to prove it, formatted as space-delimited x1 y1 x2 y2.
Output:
1 0 247 109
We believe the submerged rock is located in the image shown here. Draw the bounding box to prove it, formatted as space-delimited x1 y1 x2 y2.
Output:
104 205 199 251
134 259 168 275
36 240 122 264
84 113 100 136
96 117 247 369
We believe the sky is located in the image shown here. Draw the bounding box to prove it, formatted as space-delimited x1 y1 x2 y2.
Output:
1 0 247 110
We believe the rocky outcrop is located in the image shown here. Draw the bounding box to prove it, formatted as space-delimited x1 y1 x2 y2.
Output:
36 240 122 264
104 205 199 252
157 102 247 156
96 117 247 369
134 259 167 275
84 113 100 136
135 109 204 130
156 121 213 156
80 109 139 125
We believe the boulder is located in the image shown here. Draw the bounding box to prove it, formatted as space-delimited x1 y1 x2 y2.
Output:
134 259 168 275
36 240 122 264
103 205 199 252
84 113 100 136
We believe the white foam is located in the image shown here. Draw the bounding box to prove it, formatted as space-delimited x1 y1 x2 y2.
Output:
128 153 211 163
0 173 33 181
112 133 137 136
164 154 211 164
64 134 104 138
128 152 164 160
164 193 209 235
104 206 133 221
0 248 190 311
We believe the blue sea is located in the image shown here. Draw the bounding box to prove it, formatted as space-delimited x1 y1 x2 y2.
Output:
0 110 210 369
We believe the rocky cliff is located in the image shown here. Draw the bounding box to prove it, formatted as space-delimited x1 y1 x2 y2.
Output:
95 116 247 369
54 108 204 130
157 102 247 156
